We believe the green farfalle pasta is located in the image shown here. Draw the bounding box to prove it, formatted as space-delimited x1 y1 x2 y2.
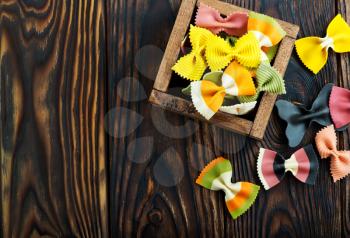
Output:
238 62 286 102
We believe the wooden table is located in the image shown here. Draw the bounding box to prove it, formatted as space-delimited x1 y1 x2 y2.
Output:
1 0 349 237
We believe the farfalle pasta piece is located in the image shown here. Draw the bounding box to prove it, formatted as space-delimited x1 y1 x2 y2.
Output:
315 125 350 182
238 62 286 102
195 3 248 36
248 12 286 61
206 32 261 71
329 86 350 129
248 12 286 48
257 145 319 190
182 71 232 98
196 157 260 219
191 61 257 119
172 25 212 81
219 101 257 115
182 69 257 113
275 83 333 147
182 71 223 96
265 44 279 62
295 14 350 74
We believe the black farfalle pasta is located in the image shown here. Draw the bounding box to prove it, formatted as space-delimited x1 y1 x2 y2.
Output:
275 83 333 147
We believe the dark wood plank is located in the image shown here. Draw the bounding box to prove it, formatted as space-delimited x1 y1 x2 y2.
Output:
255 0 341 237
337 1 350 237
153 0 197 92
244 1 343 237
0 0 108 237
108 0 343 237
107 0 203 236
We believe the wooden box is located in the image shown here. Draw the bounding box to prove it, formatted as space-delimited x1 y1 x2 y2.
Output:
149 0 299 140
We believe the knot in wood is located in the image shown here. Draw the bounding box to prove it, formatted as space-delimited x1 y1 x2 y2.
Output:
148 209 163 225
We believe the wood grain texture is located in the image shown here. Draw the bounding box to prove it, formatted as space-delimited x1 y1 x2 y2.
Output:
0 0 108 237
337 1 350 237
153 0 197 92
0 0 348 237
108 0 347 237
251 1 341 237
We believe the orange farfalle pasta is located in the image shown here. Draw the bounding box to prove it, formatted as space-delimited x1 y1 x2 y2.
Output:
315 125 350 182
248 11 286 47
191 61 257 120
248 11 286 62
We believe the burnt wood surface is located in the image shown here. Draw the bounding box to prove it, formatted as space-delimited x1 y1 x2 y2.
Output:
1 0 350 237
0 0 108 237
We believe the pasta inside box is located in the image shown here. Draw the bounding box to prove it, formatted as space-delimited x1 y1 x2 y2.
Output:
149 0 299 140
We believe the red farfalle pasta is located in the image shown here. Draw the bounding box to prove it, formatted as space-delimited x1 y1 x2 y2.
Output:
257 145 319 190
315 125 350 182
329 86 350 129
195 3 248 36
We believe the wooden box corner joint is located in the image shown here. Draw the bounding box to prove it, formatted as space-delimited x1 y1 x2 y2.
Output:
149 0 299 140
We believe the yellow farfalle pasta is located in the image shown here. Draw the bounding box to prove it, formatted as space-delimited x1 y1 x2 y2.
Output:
295 14 350 74
172 25 212 81
205 32 261 71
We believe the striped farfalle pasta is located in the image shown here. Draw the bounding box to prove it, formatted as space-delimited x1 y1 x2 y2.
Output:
196 157 260 219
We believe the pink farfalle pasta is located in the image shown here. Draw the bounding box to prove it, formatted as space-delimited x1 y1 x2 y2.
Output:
329 86 350 129
315 125 350 182
195 3 248 36
257 145 319 190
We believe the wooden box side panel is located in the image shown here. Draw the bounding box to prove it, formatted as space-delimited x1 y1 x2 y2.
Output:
153 0 197 92
149 90 253 135
250 36 298 139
